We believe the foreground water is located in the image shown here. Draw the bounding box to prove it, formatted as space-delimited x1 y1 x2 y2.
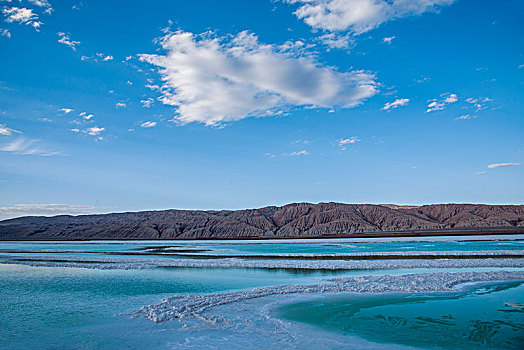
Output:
278 282 524 349
1 236 523 349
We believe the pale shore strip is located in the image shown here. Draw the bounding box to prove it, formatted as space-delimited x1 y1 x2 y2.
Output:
1 254 523 270
132 270 524 323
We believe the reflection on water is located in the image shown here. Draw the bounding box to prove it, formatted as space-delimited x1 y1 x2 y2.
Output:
277 282 524 349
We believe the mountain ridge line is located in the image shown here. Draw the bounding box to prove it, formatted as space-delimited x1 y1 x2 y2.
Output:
1 202 523 240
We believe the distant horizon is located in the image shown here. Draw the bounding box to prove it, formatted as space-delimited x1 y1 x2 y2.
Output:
2 201 523 221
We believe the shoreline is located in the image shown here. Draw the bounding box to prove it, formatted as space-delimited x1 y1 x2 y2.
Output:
132 270 524 323
1 229 524 242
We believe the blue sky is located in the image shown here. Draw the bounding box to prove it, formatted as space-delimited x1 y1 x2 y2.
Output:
0 0 523 219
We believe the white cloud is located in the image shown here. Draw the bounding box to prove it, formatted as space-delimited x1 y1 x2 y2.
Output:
0 138 60 156
140 98 154 108
57 32 80 50
3 7 36 24
2 6 43 31
140 121 157 128
518 64 524 69
426 93 457 112
145 83 160 91
426 101 441 112
58 107 74 114
79 112 94 120
28 0 51 8
465 97 491 112
102 55 113 61
382 98 409 110
0 203 99 220
70 128 80 132
115 102 126 108
338 136 360 150
318 32 353 50
85 126 104 136
139 30 377 125
444 94 458 103
487 163 520 169
454 114 476 120
287 150 309 156
286 0 454 35
0 123 21 136
0 28 11 38
382 36 395 44
415 76 430 83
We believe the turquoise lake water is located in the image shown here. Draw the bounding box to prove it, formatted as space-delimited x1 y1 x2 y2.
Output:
1 237 523 349
0 263 324 349
277 282 524 349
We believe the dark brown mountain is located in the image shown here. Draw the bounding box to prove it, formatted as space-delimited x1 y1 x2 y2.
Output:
0 203 523 240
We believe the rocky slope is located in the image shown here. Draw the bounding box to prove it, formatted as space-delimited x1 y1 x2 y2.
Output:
0 203 523 240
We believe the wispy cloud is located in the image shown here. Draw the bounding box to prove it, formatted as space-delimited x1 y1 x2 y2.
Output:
465 97 491 112
487 163 520 169
81 53 115 63
284 0 454 35
0 28 11 38
0 203 100 220
140 30 377 125
140 98 154 108
58 107 74 114
115 102 126 108
317 32 353 50
415 76 430 84
85 126 104 136
57 32 80 50
454 114 476 121
337 136 360 150
140 121 157 128
382 98 409 110
426 93 457 112
0 138 61 156
383 36 395 44
28 0 52 9
2 7 41 30
0 123 21 136
287 150 309 156
79 112 94 120
71 126 105 139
